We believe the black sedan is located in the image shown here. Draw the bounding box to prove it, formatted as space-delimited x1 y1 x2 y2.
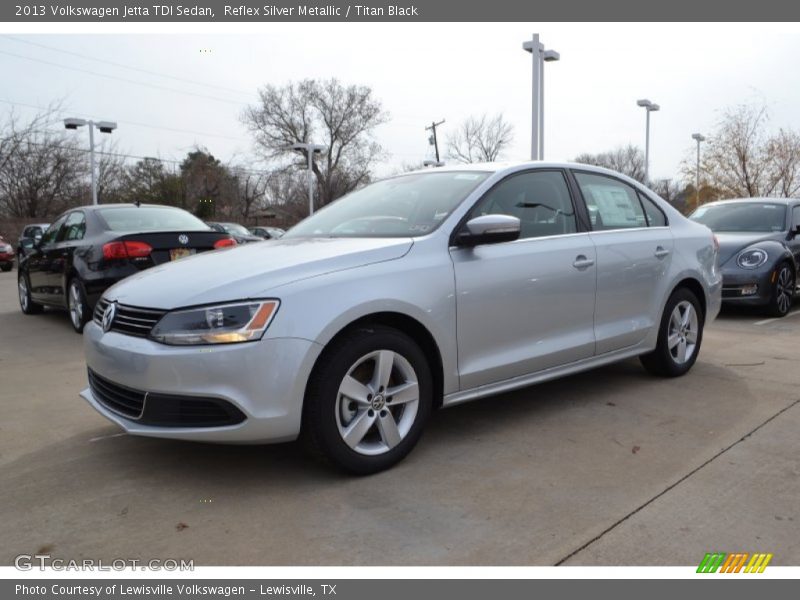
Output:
690 198 800 316
17 204 237 332
207 222 263 244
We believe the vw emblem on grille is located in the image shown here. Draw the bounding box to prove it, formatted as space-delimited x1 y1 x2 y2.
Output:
102 302 117 333
178 234 189 245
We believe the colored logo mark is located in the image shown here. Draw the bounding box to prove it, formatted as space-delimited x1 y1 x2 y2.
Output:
697 552 773 573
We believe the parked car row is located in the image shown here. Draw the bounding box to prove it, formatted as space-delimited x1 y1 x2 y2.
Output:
12 163 799 473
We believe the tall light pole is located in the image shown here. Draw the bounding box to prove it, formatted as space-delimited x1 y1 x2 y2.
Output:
691 133 706 208
291 142 326 216
523 34 560 160
636 99 659 184
64 118 117 205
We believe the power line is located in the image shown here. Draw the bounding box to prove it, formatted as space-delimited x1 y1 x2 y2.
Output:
0 98 242 141
0 49 249 107
0 35 257 99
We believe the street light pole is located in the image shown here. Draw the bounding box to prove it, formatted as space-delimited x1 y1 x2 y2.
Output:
64 118 117 205
290 142 326 216
636 99 659 183
691 133 706 207
523 34 560 160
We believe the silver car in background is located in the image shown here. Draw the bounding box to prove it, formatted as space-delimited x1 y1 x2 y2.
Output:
81 162 722 473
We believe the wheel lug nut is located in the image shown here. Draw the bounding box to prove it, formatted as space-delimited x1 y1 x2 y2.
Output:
368 409 374 417
380 410 387 417
387 396 393 403
367 394 372 401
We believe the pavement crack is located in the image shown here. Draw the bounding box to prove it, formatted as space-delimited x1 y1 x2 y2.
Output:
554 396 800 566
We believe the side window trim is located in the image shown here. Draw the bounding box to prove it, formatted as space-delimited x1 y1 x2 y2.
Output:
41 215 68 245
637 191 669 227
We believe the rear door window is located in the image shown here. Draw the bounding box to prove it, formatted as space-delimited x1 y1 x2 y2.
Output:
574 172 647 230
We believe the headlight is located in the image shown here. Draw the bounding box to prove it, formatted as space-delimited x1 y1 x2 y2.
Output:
736 248 768 269
150 300 279 345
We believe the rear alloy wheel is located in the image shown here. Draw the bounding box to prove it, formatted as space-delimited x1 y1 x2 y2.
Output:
768 264 795 317
67 278 89 333
640 288 704 377
18 273 43 315
303 326 432 474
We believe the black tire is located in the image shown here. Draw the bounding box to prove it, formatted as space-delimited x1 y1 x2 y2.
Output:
767 262 795 318
0 263 11 272
640 287 704 377
302 325 433 475
66 277 90 333
18 272 43 315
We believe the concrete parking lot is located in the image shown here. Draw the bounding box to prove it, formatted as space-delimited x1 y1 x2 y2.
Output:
0 270 798 566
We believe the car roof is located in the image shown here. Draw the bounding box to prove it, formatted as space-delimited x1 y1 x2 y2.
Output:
404 160 649 185
75 203 185 211
701 197 798 207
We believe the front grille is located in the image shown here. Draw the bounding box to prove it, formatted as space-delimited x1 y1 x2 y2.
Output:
88 369 246 428
88 369 146 419
93 298 167 338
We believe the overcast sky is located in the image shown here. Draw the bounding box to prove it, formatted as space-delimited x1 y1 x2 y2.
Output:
2 23 800 181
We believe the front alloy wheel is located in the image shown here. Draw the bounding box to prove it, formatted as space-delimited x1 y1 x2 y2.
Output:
18 273 43 315
335 350 420 456
303 325 432 474
769 264 795 317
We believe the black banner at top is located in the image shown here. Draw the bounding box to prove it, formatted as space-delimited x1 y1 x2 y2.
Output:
3 0 800 22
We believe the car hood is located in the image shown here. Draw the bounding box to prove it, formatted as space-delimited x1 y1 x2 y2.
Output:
105 236 414 309
716 232 784 266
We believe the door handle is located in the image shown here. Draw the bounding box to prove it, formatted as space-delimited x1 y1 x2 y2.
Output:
572 255 595 270
654 246 671 259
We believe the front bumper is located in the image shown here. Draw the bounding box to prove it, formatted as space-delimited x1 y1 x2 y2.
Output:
720 266 774 306
81 321 323 443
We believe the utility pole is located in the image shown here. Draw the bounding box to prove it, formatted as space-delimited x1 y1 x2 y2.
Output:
522 34 560 160
691 133 706 208
289 142 326 216
64 118 117 205
426 119 446 163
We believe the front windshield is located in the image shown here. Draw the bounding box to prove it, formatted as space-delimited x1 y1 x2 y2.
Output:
690 203 787 233
222 223 251 236
285 171 490 238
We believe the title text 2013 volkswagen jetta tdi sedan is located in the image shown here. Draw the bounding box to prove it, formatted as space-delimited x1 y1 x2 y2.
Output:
82 162 722 473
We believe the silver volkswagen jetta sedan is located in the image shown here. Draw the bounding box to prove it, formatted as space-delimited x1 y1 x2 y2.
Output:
82 162 722 473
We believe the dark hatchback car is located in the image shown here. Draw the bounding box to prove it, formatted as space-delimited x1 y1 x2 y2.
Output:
17 223 50 259
207 222 263 244
249 226 285 240
17 204 237 332
690 198 800 316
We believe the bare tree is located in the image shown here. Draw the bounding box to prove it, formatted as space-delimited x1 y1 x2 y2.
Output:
766 128 800 198
0 106 86 218
701 104 775 198
242 78 389 208
446 113 514 164
573 145 646 183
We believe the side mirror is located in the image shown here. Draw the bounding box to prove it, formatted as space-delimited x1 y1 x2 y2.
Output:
21 238 35 250
456 215 521 247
